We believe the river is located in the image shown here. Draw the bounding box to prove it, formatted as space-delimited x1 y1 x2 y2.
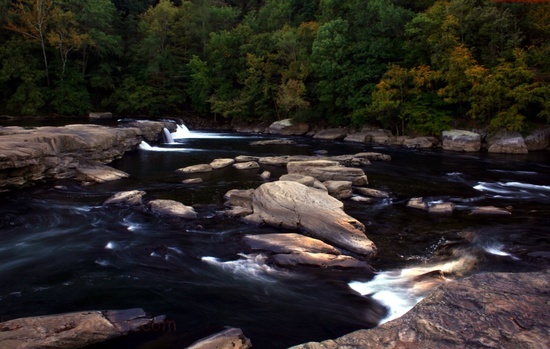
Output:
0 124 548 348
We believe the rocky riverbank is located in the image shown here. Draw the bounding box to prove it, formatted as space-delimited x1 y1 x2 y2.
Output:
0 121 170 191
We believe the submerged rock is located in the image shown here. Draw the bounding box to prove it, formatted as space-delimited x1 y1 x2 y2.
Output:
0 308 164 349
244 181 376 257
271 252 371 270
186 328 252 349
470 206 511 215
250 139 296 146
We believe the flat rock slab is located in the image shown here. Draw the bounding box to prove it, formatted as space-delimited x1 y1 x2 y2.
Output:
103 190 146 206
233 161 260 170
243 233 340 255
271 252 370 269
177 164 212 173
76 165 130 184
313 128 348 140
148 199 197 219
290 269 550 349
354 187 390 198
0 308 164 349
250 139 296 146
210 158 235 169
324 180 353 199
428 202 454 214
470 206 512 215
407 197 427 210
287 160 368 186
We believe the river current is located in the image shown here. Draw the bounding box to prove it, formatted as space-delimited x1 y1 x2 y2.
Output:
0 124 549 348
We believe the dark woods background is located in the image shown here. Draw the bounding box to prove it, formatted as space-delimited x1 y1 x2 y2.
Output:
0 0 548 135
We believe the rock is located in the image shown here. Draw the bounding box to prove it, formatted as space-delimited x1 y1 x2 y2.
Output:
389 136 409 146
235 155 260 163
243 233 340 255
290 269 550 349
223 189 255 209
89 112 113 120
232 161 260 170
525 128 550 151
353 152 391 161
244 181 377 257
442 130 481 152
351 196 373 203
148 199 197 219
407 197 427 210
344 132 371 143
361 129 392 144
0 308 164 349
186 328 252 349
0 124 144 190
323 180 353 199
470 206 511 215
76 165 130 184
125 120 175 142
250 139 296 146
258 155 312 166
313 128 348 140
428 202 454 214
268 118 309 136
271 252 370 269
210 158 235 169
279 173 316 187
287 160 368 186
487 131 528 154
176 164 213 173
225 207 254 217
103 190 146 206
403 137 437 149
260 171 271 180
354 187 390 198
182 178 203 184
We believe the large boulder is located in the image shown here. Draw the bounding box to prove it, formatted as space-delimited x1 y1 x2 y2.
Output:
323 180 353 199
287 160 368 186
344 132 371 143
0 308 164 349
244 181 376 257
487 131 528 154
525 128 550 151
442 130 481 152
186 328 252 349
148 199 197 219
125 120 175 142
268 118 309 136
290 269 550 349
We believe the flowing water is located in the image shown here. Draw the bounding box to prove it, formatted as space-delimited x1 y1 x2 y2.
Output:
0 124 549 348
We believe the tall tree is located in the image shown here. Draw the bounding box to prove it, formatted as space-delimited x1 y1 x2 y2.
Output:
5 0 56 86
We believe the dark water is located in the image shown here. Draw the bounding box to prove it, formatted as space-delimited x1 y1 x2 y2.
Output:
0 128 549 348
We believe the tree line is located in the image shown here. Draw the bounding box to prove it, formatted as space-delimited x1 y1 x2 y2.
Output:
1 0 548 135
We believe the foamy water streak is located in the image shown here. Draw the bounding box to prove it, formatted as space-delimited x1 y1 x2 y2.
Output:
201 253 285 282
349 255 477 324
138 141 190 152
474 181 550 199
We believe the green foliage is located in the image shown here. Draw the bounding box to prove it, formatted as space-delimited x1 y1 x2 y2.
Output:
50 69 91 115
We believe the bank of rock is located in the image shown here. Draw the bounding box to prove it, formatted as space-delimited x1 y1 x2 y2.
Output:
0 308 164 349
291 268 550 349
0 123 166 190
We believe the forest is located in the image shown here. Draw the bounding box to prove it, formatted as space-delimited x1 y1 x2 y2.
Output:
0 0 548 135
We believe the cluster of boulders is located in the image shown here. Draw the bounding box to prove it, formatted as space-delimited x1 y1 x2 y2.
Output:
0 121 173 190
234 118 550 154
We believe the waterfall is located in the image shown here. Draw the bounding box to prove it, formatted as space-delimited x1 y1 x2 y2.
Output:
162 128 175 144
172 124 191 139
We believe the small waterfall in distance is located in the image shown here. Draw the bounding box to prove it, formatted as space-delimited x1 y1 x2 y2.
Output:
162 127 175 144
172 124 191 139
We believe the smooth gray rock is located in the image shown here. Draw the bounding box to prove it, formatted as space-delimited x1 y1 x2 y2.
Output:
354 187 390 198
428 202 454 214
243 233 340 255
442 130 481 152
89 112 113 120
232 161 260 170
403 137 437 149
487 131 528 154
525 128 550 151
76 165 130 184
323 180 353 199
234 155 260 163
313 128 348 140
250 139 296 146
223 189 255 209
267 118 309 136
103 190 146 206
182 178 203 184
148 199 197 219
407 197 427 210
210 158 235 169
